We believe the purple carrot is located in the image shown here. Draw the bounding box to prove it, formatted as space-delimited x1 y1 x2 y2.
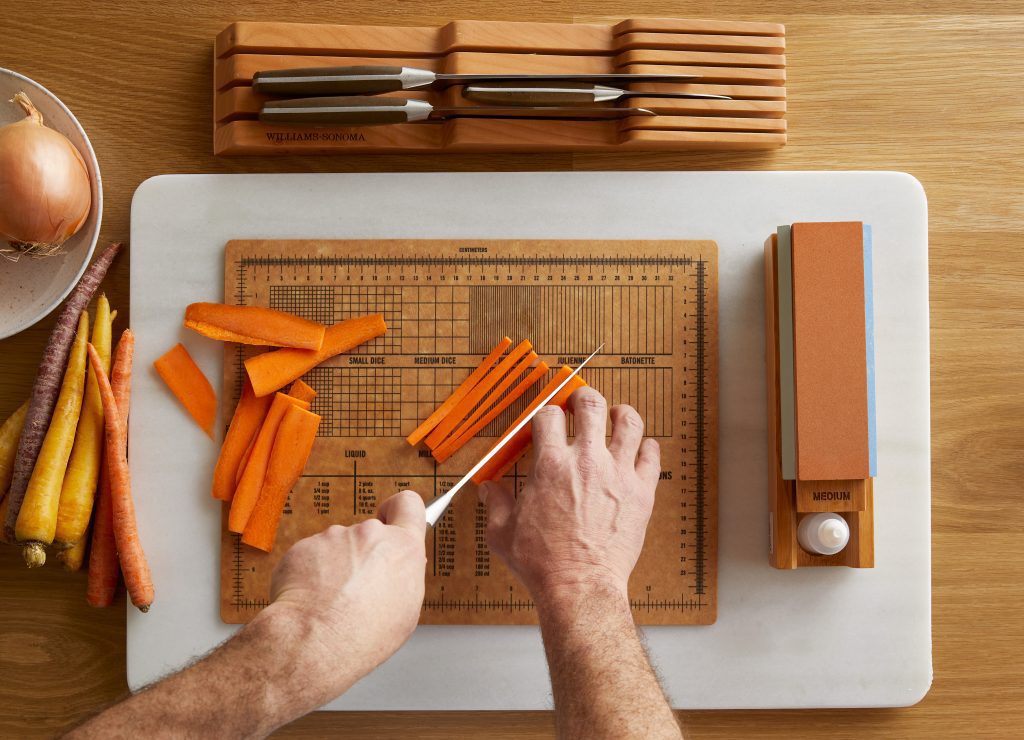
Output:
2 242 122 542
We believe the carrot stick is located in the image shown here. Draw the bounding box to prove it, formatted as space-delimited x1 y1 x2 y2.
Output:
245 314 387 398
425 341 533 450
0 399 30 501
54 295 114 549
86 331 131 607
88 341 153 612
472 367 588 485
230 379 314 490
228 393 310 533
241 406 321 552
16 311 90 568
153 343 217 438
184 303 326 350
57 526 88 572
287 379 317 404
3 242 121 542
406 337 512 446
212 379 273 502
235 438 255 486
434 360 549 463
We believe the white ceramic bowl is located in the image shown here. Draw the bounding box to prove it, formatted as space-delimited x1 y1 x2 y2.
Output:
0 68 102 339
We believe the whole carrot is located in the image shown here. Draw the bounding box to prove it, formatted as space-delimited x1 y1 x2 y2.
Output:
87 338 153 612
16 311 90 567
0 399 30 500
57 526 88 572
3 242 121 542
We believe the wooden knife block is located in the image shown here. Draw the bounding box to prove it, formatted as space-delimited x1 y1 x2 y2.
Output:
213 18 786 155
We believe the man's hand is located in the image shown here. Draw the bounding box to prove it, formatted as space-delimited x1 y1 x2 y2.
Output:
481 386 661 600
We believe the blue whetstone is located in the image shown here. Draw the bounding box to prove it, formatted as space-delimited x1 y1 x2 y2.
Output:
864 224 877 476
776 225 797 480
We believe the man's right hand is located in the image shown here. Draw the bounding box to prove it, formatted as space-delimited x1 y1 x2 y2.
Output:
479 386 661 601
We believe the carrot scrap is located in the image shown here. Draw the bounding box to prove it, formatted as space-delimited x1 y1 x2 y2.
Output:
245 314 387 398
241 406 321 552
471 366 588 485
228 393 310 533
425 340 534 450
287 379 317 404
406 337 512 447
185 303 326 351
153 343 217 438
434 360 549 463
212 379 274 502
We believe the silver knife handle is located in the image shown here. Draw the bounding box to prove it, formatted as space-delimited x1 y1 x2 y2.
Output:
259 96 433 126
253 66 436 95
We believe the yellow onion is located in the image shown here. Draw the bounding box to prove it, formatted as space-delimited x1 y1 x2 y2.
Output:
0 92 92 256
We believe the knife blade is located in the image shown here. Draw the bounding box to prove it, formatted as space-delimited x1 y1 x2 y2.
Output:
464 82 731 106
253 65 700 97
259 97 654 126
423 345 603 527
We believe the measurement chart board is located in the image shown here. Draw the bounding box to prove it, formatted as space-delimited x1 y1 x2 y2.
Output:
219 240 718 625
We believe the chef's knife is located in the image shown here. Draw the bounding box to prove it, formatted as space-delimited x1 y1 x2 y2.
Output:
253 65 699 96
464 82 731 106
259 97 654 126
423 345 602 527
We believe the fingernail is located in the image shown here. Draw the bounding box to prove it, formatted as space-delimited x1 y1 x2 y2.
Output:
478 482 491 504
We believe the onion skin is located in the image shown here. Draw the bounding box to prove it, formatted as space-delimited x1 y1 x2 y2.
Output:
0 92 92 250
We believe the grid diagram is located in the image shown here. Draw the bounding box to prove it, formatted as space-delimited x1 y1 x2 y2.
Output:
269 285 404 353
304 365 402 437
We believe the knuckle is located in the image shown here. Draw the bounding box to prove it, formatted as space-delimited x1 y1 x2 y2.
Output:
613 405 644 431
575 389 607 412
535 405 564 422
533 448 564 473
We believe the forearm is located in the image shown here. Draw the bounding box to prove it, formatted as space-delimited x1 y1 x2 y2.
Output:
536 583 681 740
67 605 367 739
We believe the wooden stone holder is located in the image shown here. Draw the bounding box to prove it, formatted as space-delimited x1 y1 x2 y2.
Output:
213 18 786 155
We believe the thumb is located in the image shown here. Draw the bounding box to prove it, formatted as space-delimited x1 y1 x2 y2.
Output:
479 480 515 536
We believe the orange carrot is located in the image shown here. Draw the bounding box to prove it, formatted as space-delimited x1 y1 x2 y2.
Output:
241 406 321 552
245 314 387 398
434 360 549 463
287 379 317 404
425 341 533 450
228 393 310 533
184 303 326 350
87 342 153 612
472 367 588 484
153 343 217 438
87 331 132 607
406 337 512 446
212 379 274 502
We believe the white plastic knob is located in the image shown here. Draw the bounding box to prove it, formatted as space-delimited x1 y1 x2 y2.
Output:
797 513 850 556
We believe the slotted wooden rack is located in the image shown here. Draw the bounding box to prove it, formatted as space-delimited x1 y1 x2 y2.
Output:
213 18 786 155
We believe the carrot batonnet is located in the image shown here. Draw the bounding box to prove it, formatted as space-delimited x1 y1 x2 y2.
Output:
185 303 325 351
471 366 587 485
434 361 549 463
245 314 387 398
153 343 217 438
406 337 512 447
241 406 321 552
211 379 273 502
425 340 533 450
287 379 317 404
228 393 310 533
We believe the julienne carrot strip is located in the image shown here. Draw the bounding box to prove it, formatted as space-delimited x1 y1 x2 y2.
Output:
241 406 321 552
245 314 387 398
434 361 549 463
153 343 217 438
472 367 588 485
184 303 326 351
425 340 534 451
228 393 310 533
212 379 273 502
406 337 512 447
231 379 312 490
287 379 317 404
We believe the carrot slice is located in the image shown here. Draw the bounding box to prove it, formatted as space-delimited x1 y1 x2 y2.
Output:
153 343 217 438
241 406 321 552
228 393 310 532
425 341 534 450
185 303 326 351
244 314 387 397
434 360 549 463
287 379 317 404
212 379 274 502
472 367 587 484
406 337 512 446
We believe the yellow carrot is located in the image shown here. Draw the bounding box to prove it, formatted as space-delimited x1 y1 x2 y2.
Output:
16 311 90 567
54 295 113 549
57 527 89 572
0 400 30 500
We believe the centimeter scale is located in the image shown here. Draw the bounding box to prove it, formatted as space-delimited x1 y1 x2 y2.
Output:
219 239 718 625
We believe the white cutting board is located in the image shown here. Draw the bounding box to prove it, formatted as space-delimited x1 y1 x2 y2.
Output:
128 172 931 710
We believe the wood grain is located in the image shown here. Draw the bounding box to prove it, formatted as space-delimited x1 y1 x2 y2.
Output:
0 1 1022 737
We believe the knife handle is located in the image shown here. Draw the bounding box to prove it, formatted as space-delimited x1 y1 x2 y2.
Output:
463 86 599 106
260 96 433 126
253 66 435 96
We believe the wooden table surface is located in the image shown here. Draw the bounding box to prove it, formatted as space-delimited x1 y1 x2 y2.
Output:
1 1 1021 737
